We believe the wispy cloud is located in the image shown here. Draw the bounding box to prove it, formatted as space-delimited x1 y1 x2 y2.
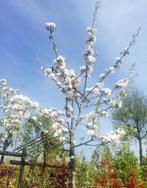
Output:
9 0 48 24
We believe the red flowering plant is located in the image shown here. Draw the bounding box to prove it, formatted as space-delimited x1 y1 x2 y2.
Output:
112 145 146 188
94 159 146 188
95 159 124 188
127 169 145 188
49 162 70 188
0 164 16 187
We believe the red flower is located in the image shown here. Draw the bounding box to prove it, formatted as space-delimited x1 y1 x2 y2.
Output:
128 176 137 188
110 178 123 187
99 159 113 168
137 184 145 188
97 176 106 185
107 172 115 178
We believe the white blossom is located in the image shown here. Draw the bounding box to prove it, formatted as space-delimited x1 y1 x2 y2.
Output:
100 110 109 117
102 88 112 96
80 65 86 73
59 136 66 142
83 27 97 75
86 87 99 95
56 155 62 161
96 82 104 89
107 99 122 108
41 55 80 98
45 22 56 32
114 57 122 69
106 66 114 72
82 111 96 122
84 55 96 64
123 47 129 55
0 79 7 86
116 78 129 87
100 128 125 143
99 73 105 79
87 129 95 136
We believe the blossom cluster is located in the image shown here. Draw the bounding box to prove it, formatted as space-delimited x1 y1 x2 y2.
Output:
99 128 125 143
45 22 56 33
41 56 80 99
0 79 64 140
51 121 68 142
85 76 128 103
0 80 61 119
116 77 129 87
80 27 97 74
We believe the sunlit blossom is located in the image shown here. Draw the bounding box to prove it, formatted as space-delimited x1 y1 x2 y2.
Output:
45 22 56 32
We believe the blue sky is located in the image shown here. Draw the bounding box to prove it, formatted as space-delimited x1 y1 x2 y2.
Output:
1 0 147 106
0 0 147 155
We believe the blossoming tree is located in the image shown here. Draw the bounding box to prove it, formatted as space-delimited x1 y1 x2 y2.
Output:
0 1 140 188
0 79 62 155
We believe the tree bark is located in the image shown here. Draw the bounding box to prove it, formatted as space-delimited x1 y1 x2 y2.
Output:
69 145 76 188
0 146 7 163
138 138 143 166
68 100 76 188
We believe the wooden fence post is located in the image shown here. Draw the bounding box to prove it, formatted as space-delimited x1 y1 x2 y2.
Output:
18 148 26 188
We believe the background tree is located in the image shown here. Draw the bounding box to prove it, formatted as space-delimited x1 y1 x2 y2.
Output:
113 144 140 183
22 115 63 160
92 142 146 187
113 90 147 165
92 144 113 164
0 78 64 165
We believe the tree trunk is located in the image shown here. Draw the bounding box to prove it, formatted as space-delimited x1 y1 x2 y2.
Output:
69 146 76 188
68 100 76 188
0 133 12 163
0 154 4 164
138 138 143 166
69 122 76 188
0 146 6 163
